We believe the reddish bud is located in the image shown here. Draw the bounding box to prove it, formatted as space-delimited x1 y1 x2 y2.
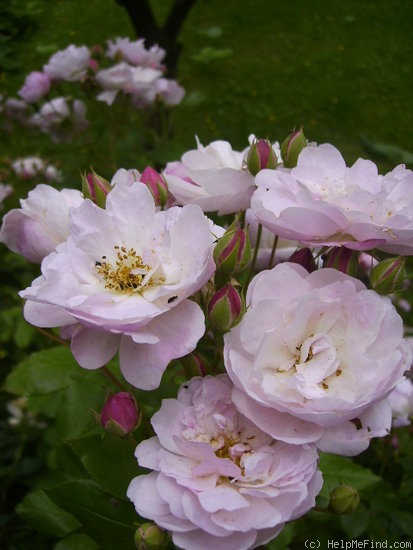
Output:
280 127 307 168
82 169 111 207
140 167 169 208
101 392 140 437
287 248 317 273
246 138 278 176
370 256 406 295
208 284 244 332
88 58 99 72
323 247 359 277
213 227 252 275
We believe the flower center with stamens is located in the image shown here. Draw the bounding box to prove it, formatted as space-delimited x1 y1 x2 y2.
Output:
95 245 162 294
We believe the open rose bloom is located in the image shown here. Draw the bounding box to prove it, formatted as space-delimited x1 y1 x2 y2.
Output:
128 375 322 550
0 184 83 263
163 137 255 215
19 183 217 389
252 143 413 254
224 262 411 455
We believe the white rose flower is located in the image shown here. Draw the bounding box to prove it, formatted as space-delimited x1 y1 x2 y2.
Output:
224 262 411 455
19 183 217 389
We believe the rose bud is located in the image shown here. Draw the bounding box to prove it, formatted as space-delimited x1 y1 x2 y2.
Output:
323 246 359 277
213 226 251 275
180 352 207 377
208 284 244 332
140 167 169 208
101 392 140 437
134 522 166 549
246 138 278 176
330 485 360 514
280 127 307 168
370 256 406 295
287 247 317 273
81 169 111 207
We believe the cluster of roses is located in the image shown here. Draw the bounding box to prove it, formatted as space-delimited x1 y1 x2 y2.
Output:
0 156 62 211
1 130 413 549
1 38 185 142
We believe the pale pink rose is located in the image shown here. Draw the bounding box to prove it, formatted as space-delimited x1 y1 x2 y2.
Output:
124 66 163 103
43 44 91 82
127 374 322 550
106 37 165 69
20 183 216 389
0 184 83 263
224 262 411 455
153 78 185 106
30 97 88 142
95 62 135 105
11 156 62 182
163 137 255 215
388 376 413 427
110 168 141 188
18 71 51 103
96 63 163 106
252 143 413 254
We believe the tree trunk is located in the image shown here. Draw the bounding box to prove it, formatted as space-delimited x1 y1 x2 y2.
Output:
116 0 198 77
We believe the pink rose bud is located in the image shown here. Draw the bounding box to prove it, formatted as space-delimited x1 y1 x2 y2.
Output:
81 169 111 207
88 58 99 72
213 226 252 275
140 167 169 208
370 256 406 295
330 485 360 514
101 392 140 437
134 522 166 549
246 138 278 175
287 247 317 273
280 127 307 168
208 284 244 332
323 246 359 277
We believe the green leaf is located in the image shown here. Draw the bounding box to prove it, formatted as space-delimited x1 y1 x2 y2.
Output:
340 510 369 538
317 453 382 507
54 371 108 440
46 480 137 550
16 488 81 537
54 533 99 550
265 523 295 549
319 453 381 498
68 435 140 499
362 136 413 166
4 347 80 395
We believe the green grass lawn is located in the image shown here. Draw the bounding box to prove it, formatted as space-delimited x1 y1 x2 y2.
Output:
1 0 413 179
